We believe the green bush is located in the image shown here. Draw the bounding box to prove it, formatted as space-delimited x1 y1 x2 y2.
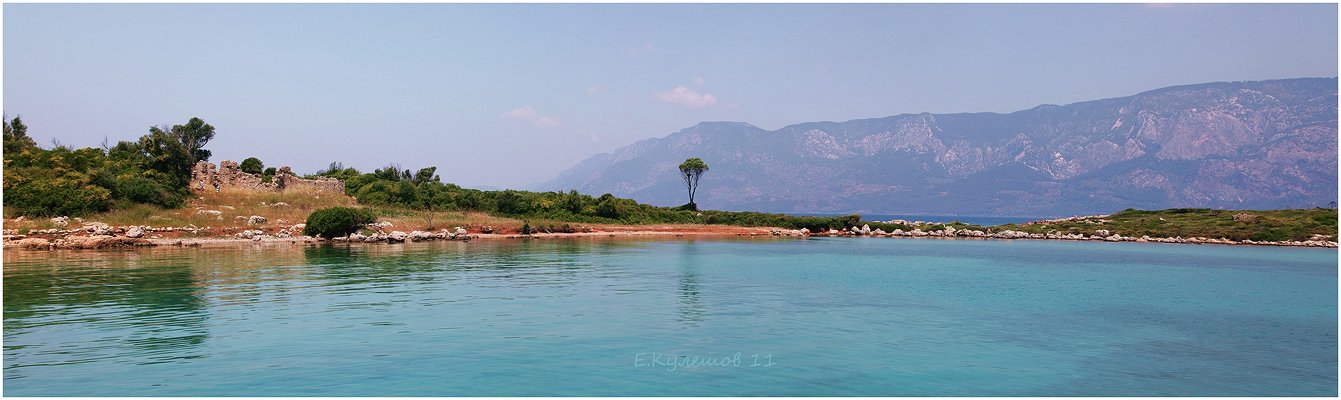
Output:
1252 228 1292 242
116 176 182 208
5 179 113 217
304 207 378 238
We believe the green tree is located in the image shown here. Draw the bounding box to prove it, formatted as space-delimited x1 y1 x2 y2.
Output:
3 116 36 155
126 117 216 187
496 190 527 214
310 161 361 181
678 157 710 209
169 117 215 163
596 193 622 219
415 182 450 229
413 167 441 186
240 157 264 174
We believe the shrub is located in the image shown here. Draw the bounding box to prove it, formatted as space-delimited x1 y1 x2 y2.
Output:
5 180 113 217
304 207 378 238
1252 228 1292 242
115 176 182 208
260 166 276 183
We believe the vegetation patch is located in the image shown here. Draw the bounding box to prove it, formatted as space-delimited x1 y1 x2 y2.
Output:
304 207 378 238
991 208 1337 242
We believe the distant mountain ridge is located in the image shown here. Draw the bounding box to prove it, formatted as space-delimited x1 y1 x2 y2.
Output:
540 78 1338 216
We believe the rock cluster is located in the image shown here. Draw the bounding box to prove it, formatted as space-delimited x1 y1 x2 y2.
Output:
332 227 473 243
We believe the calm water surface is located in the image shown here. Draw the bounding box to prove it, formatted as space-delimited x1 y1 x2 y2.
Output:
3 238 1336 396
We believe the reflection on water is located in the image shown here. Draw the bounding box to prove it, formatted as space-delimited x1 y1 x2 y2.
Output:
3 238 1336 396
676 242 704 325
3 250 210 373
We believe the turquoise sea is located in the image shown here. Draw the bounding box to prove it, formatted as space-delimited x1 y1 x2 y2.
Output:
3 238 1336 396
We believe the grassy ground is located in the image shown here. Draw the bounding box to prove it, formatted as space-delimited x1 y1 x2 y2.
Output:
4 186 588 234
992 208 1338 242
370 208 527 231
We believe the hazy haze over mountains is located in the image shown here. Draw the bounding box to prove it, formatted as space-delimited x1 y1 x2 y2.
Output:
540 78 1339 216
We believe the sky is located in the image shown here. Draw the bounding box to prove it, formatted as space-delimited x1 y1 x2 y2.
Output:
4 3 1337 188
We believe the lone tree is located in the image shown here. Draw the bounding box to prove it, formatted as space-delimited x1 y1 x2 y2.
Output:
678 157 709 209
240 157 265 175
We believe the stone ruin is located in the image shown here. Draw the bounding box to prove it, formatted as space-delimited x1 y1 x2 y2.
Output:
191 160 345 194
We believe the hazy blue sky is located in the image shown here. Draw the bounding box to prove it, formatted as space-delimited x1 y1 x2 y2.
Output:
4 3 1337 187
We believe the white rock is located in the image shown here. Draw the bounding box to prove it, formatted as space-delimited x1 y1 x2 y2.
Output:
248 215 267 224
126 226 145 238
83 222 112 236
387 231 408 242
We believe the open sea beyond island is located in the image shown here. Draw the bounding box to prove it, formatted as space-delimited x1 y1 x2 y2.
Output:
3 238 1336 396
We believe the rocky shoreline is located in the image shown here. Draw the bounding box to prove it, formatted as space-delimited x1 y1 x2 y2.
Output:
788 224 1338 248
4 219 1336 251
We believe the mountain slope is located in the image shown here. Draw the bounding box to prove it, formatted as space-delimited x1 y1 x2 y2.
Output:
540 78 1339 216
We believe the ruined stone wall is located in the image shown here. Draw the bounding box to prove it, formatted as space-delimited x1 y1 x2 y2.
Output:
191 160 345 194
273 166 346 193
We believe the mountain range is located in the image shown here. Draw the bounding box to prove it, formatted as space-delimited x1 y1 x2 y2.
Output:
539 78 1338 217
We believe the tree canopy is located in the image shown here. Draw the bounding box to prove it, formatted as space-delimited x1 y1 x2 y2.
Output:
240 157 265 174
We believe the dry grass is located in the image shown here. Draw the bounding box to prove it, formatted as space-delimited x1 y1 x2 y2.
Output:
185 187 358 227
374 210 524 232
4 187 358 230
